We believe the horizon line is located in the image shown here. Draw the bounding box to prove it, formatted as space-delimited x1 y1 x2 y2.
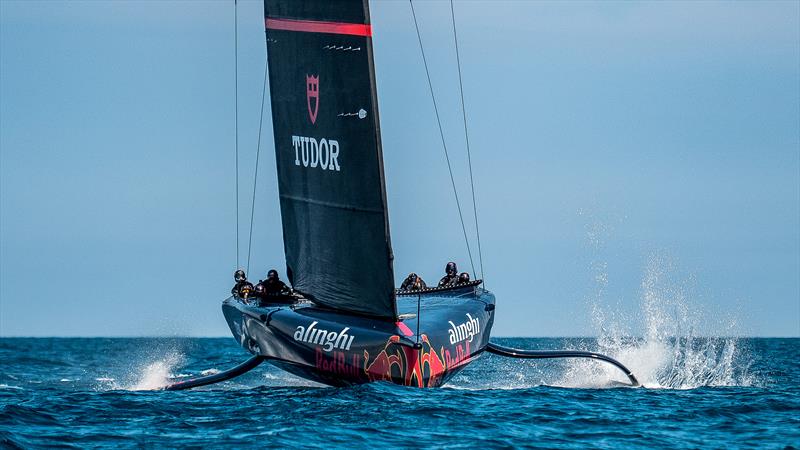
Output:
1 335 797 339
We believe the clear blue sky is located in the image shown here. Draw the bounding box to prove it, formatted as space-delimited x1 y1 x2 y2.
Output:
1 1 798 337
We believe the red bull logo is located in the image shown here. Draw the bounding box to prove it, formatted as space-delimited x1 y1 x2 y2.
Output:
315 348 363 379
444 340 473 370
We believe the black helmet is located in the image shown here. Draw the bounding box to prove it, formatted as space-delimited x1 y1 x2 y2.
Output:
459 272 470 283
234 270 246 282
267 269 279 280
254 283 265 294
446 262 457 276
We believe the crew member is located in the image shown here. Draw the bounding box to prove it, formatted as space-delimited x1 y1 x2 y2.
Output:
400 273 427 291
254 269 291 297
438 262 460 287
232 269 254 299
458 272 471 284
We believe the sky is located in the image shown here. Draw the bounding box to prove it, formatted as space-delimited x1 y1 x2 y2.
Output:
1 0 798 337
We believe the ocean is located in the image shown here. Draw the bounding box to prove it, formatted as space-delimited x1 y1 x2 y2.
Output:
1 337 797 448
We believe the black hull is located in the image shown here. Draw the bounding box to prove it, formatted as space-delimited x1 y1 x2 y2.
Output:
223 285 495 388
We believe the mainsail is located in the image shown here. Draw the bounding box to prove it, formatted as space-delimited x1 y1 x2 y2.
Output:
263 0 396 319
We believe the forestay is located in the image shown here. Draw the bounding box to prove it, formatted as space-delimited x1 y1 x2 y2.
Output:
264 0 396 319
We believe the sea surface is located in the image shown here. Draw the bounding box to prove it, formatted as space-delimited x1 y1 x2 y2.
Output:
1 337 798 449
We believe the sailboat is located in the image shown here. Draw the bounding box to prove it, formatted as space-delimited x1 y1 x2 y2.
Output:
166 0 638 390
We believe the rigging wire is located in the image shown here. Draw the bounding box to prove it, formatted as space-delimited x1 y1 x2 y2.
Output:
246 62 269 275
234 0 240 271
409 0 476 277
449 0 485 283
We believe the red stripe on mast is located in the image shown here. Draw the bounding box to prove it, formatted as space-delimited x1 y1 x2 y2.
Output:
265 18 372 37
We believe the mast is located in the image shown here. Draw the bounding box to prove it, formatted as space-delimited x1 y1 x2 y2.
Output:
263 0 396 320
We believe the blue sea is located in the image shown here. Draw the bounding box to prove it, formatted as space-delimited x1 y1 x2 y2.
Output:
1 337 798 448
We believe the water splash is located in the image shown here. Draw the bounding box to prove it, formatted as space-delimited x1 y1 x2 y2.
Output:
111 351 185 391
559 253 756 389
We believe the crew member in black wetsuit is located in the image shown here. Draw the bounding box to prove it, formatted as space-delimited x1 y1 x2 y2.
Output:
458 272 470 284
400 273 427 291
438 262 460 287
254 269 291 298
232 269 254 299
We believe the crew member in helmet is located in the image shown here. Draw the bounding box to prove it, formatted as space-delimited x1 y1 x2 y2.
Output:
400 273 427 291
458 272 471 284
232 269 254 299
254 269 291 297
438 262 460 287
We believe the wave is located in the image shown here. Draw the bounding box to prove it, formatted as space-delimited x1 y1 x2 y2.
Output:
0 404 60 426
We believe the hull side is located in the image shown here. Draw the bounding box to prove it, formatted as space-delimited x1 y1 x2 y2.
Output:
222 286 495 387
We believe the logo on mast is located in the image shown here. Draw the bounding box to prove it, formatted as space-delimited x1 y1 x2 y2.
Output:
306 74 319 124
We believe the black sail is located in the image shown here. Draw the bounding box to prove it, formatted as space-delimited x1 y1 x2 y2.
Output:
263 0 396 319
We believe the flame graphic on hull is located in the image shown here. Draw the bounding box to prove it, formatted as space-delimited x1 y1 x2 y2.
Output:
364 335 446 387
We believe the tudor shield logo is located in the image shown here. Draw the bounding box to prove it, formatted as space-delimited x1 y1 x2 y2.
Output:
306 74 319 124
291 74 342 171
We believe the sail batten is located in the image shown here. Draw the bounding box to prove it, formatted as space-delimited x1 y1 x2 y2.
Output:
264 0 396 320
280 194 386 214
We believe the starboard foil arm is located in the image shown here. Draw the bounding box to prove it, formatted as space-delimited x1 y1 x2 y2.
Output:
486 342 640 387
162 356 267 391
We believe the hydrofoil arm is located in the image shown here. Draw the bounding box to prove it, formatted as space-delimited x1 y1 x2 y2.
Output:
486 342 639 387
163 355 267 391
